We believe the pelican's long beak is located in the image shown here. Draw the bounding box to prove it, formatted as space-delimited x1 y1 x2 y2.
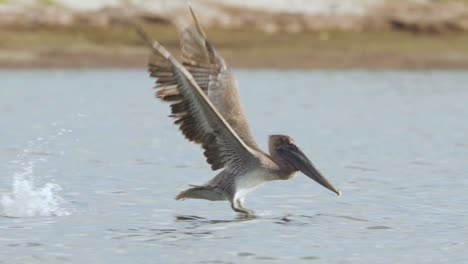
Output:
277 144 341 196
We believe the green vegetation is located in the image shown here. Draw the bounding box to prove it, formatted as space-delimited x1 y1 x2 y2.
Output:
39 0 59 6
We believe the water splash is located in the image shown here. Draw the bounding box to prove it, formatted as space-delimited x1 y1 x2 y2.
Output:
1 129 71 217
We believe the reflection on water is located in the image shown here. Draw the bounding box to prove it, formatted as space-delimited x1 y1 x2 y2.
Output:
0 69 467 263
106 212 380 244
109 214 259 242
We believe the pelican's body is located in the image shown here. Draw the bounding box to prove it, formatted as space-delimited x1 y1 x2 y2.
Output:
138 6 340 214
180 149 295 214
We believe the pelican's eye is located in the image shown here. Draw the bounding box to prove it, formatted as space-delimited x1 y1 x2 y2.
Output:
276 145 287 152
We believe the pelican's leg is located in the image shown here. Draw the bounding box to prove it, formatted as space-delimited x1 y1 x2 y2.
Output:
230 199 255 215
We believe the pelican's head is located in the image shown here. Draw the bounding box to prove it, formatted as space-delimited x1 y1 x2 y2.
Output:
269 135 340 196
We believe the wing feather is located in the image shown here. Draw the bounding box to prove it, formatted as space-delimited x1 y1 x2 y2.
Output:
146 39 258 171
178 6 260 150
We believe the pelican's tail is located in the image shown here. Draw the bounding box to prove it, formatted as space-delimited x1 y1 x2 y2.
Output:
175 185 225 201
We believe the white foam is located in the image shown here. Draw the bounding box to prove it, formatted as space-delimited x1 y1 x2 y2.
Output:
1 163 69 217
1 130 71 218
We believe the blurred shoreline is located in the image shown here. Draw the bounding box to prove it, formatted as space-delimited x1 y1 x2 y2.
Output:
1 0 468 69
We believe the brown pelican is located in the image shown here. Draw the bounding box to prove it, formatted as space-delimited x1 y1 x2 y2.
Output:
136 6 340 214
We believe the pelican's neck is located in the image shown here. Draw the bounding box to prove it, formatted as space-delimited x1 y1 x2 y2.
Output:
268 147 297 179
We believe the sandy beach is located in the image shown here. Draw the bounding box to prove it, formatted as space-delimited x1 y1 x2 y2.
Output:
1 0 468 69
2 24 468 69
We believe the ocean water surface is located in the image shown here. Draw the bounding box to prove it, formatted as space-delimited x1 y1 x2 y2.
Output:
0 69 467 263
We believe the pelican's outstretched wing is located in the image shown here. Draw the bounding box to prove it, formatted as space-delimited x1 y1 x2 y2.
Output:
177 6 260 150
143 33 259 171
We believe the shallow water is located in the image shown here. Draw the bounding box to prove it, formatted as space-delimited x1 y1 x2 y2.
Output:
1 69 467 263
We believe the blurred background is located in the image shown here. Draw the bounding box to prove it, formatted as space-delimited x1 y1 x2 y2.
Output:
1 0 468 69
2 1 468 263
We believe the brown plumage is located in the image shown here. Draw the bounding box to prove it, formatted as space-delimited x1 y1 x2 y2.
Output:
137 5 340 214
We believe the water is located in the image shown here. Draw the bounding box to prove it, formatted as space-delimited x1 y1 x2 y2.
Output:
0 69 467 263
